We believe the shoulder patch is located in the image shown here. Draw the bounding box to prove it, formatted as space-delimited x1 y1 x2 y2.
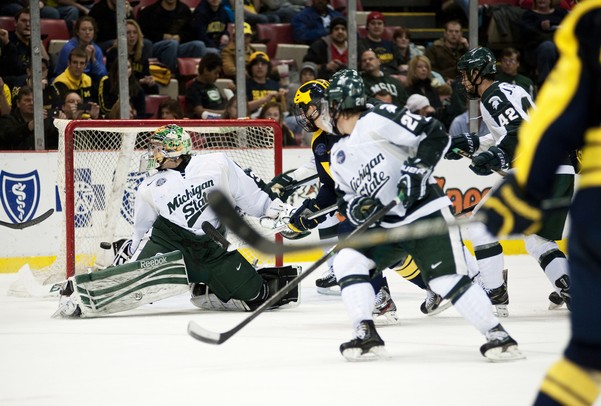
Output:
335 150 346 164
489 95 503 110
156 178 167 187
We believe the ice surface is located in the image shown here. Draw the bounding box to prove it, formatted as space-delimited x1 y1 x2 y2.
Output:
1 255 597 406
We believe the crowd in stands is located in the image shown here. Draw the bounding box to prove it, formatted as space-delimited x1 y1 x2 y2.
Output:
0 0 573 150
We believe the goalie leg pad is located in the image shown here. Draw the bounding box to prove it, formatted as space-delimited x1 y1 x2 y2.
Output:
55 251 189 318
258 266 302 309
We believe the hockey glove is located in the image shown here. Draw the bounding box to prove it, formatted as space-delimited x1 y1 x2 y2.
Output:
347 196 383 226
445 132 479 160
470 146 509 176
480 174 542 236
289 198 321 232
264 198 287 219
264 172 295 201
397 158 432 209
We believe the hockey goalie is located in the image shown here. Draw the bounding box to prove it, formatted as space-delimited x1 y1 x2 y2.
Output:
54 124 300 318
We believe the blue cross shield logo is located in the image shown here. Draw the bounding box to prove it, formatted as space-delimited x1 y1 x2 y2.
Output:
0 170 41 224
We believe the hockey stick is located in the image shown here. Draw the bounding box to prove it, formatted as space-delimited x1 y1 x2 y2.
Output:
0 208 54 230
259 203 338 236
205 190 485 256
281 173 319 193
187 198 398 345
451 148 509 177
201 222 230 250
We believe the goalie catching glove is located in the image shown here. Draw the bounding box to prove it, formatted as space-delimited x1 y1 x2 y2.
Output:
397 158 431 209
445 132 479 160
471 146 509 176
347 196 383 226
481 173 542 236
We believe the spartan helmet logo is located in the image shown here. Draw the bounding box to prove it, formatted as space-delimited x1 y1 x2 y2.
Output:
489 96 503 110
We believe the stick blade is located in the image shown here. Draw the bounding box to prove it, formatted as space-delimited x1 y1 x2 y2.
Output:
187 321 229 345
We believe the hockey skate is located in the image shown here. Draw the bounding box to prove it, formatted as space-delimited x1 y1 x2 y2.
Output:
52 280 82 318
420 289 452 316
340 320 390 361
486 269 509 317
373 286 401 326
553 275 571 310
480 324 525 362
315 266 340 296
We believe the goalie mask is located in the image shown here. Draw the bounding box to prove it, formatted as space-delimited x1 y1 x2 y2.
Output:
456 47 497 99
293 79 332 133
140 124 192 171
326 69 366 132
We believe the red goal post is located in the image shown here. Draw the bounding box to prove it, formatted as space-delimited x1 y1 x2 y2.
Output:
55 119 282 278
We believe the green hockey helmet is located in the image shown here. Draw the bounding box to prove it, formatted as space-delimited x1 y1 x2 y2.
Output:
457 47 497 98
293 79 330 132
141 124 192 171
326 69 366 120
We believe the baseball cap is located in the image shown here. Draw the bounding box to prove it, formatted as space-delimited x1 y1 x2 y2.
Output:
405 94 430 113
234 22 253 35
367 11 385 24
300 61 318 76
248 51 270 65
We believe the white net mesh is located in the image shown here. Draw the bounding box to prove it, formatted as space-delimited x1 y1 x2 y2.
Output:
46 119 282 280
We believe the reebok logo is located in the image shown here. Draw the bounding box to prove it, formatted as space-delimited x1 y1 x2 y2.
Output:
140 256 168 269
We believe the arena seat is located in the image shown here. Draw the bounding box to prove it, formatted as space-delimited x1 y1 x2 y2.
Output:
0 16 15 32
40 19 70 49
145 94 171 118
255 23 294 59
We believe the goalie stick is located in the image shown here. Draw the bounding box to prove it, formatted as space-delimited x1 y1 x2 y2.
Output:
187 198 398 345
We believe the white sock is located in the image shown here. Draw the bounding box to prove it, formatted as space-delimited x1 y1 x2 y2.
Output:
341 282 375 328
452 285 500 335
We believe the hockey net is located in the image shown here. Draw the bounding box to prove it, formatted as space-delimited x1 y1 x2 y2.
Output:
46 119 282 281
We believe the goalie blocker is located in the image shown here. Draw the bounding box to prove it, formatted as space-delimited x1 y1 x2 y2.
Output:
53 252 300 318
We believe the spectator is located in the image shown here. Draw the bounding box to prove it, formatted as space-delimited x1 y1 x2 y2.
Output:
405 55 450 129
54 16 108 84
158 98 184 119
405 93 435 117
6 8 51 87
291 0 343 45
303 16 348 79
88 0 134 52
424 20 469 83
360 49 408 108
44 0 83 31
0 27 19 84
221 22 257 80
52 47 98 102
185 53 227 118
496 47 536 99
259 0 297 23
373 88 392 104
358 11 403 77
221 95 243 119
0 86 59 150
192 0 232 50
0 0 61 19
106 19 157 95
57 90 100 119
107 98 135 119
245 51 287 116
238 0 279 25
392 27 424 84
10 58 61 111
137 0 217 73
258 100 297 146
521 0 567 86
0 76 11 116
98 59 146 118
448 101 490 138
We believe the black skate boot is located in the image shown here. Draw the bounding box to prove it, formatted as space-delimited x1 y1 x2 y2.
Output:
420 289 452 316
373 286 400 325
315 267 340 296
340 320 389 361
480 324 525 362
555 275 571 310
548 291 565 310
486 270 509 317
